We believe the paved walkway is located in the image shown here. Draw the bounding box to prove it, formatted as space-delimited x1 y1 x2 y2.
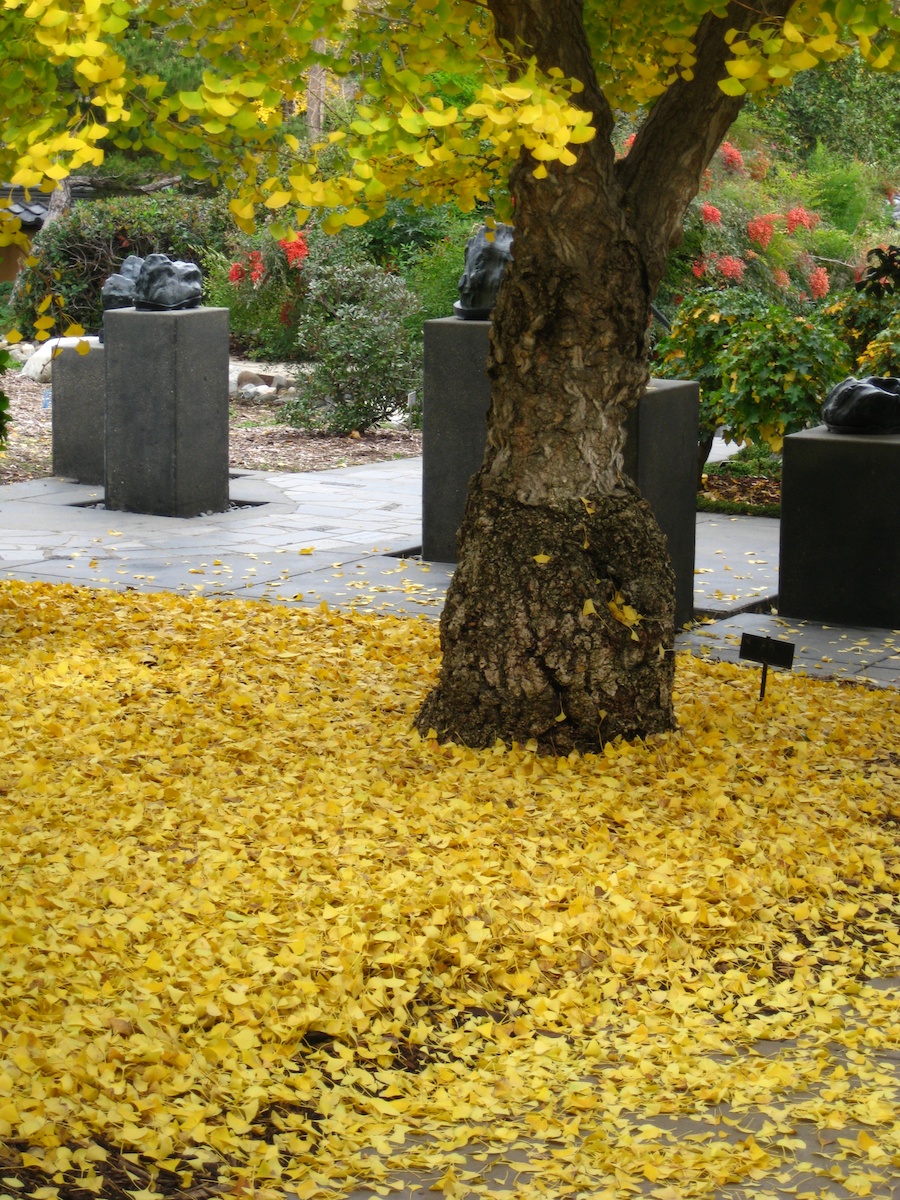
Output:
1 457 897 689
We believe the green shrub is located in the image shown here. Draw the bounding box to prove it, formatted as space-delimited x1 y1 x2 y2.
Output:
399 215 476 328
363 199 473 267
657 288 851 450
0 281 14 331
0 345 12 449
705 443 782 479
10 193 233 337
655 287 766 439
807 145 884 235
714 304 851 448
755 50 900 169
282 261 423 435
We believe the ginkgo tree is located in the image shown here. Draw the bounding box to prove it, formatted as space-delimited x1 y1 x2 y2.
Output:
3 0 898 752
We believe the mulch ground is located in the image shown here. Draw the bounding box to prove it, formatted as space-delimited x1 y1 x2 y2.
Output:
700 472 781 508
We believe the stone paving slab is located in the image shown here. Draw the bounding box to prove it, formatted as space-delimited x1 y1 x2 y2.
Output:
694 513 780 616
680 610 900 688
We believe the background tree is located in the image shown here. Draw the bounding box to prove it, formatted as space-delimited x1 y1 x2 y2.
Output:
3 0 899 752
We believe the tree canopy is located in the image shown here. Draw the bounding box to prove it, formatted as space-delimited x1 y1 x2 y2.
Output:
3 0 900 258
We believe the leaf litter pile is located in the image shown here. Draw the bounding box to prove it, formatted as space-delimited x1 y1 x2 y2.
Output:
1 581 900 1200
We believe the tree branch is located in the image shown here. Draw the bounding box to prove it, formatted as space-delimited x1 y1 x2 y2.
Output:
617 0 795 279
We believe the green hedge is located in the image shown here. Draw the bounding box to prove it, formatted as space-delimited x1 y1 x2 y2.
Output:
11 193 233 337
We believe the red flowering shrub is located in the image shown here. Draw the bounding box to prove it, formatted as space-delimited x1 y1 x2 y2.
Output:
248 251 264 284
809 266 830 300
747 214 775 250
691 259 707 278
786 206 818 235
212 229 313 360
772 268 791 289
719 141 745 173
716 255 745 283
229 249 266 287
279 234 309 270
700 202 722 226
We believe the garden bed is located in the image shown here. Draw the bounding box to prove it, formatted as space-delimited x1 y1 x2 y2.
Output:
0 367 422 485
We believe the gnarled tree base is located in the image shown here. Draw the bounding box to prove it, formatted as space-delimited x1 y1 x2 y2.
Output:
416 477 677 753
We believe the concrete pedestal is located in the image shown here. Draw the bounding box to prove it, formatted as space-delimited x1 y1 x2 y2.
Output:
51 344 105 484
422 318 699 627
779 426 900 627
104 307 229 517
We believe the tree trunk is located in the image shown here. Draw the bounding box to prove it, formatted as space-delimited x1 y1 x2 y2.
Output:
305 39 327 140
416 152 677 752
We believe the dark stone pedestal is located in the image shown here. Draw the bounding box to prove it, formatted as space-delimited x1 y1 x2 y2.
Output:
422 318 699 627
422 319 492 563
104 307 229 517
779 426 900 627
51 344 105 484
623 379 700 629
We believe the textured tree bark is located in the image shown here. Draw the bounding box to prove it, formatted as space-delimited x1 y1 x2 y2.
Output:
415 0 792 751
416 148 677 751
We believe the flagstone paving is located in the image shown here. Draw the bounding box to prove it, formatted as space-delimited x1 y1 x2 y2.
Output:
0 458 897 687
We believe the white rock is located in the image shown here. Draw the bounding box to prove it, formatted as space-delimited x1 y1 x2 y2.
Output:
4 342 34 365
21 336 101 383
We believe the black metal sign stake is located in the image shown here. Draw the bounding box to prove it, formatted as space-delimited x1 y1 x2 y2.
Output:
739 633 796 701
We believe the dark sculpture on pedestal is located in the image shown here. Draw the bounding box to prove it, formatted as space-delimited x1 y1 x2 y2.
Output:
101 253 203 315
454 223 514 320
101 255 146 311
134 254 202 311
822 376 900 435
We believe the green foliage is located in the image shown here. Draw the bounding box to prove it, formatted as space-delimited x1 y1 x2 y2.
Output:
0 282 14 333
705 443 782 479
282 262 422 436
398 211 477 327
714 304 851 449
806 145 884 235
657 288 851 449
655 288 764 438
11 194 233 337
857 308 900 376
0 345 12 450
363 200 475 267
696 495 781 518
752 50 900 169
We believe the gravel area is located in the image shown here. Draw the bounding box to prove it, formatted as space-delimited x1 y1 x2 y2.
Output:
0 364 422 485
